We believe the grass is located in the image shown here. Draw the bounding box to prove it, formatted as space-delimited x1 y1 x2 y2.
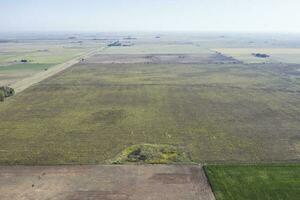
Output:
204 165 300 200
0 59 299 165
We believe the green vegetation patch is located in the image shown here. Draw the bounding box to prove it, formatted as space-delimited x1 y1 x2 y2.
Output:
110 144 192 164
204 165 300 200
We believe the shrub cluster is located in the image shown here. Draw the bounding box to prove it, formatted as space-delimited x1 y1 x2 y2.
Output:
110 144 192 164
0 86 15 101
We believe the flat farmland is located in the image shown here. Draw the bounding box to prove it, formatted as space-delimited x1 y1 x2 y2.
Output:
101 44 211 54
214 48 300 64
0 41 102 64
0 41 104 85
0 63 54 86
87 53 239 64
0 52 299 165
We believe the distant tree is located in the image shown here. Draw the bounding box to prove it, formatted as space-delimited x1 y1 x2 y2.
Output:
252 53 270 58
108 41 122 47
0 86 15 99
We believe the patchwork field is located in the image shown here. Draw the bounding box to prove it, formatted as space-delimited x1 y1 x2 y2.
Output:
0 33 300 199
0 51 299 165
204 165 300 200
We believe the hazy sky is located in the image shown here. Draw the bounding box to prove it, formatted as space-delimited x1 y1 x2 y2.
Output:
1 0 300 33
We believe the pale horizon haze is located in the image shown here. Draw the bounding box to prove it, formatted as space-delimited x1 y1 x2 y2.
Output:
1 0 300 33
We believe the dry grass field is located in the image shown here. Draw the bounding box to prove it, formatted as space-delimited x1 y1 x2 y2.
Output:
0 51 299 165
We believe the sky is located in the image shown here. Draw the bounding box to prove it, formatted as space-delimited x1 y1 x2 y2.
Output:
1 0 300 33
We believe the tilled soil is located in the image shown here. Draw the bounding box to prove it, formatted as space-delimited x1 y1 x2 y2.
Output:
0 165 215 200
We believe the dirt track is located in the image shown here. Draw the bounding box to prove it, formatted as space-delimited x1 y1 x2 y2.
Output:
0 165 215 200
10 48 100 94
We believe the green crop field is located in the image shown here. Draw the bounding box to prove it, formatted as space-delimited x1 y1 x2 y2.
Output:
204 165 300 200
0 55 299 164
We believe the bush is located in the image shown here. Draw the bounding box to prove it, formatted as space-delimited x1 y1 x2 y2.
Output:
0 86 15 101
108 41 122 47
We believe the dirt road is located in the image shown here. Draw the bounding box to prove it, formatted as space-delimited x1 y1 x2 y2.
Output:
0 165 215 200
10 48 101 94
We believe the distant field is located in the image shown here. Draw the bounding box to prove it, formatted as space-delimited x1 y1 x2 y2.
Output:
0 63 54 72
102 44 211 54
88 53 238 64
0 42 88 64
204 165 300 200
214 48 300 64
0 41 103 85
0 53 299 164
0 63 54 86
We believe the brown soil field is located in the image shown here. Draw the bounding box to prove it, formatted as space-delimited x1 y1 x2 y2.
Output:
0 165 215 200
